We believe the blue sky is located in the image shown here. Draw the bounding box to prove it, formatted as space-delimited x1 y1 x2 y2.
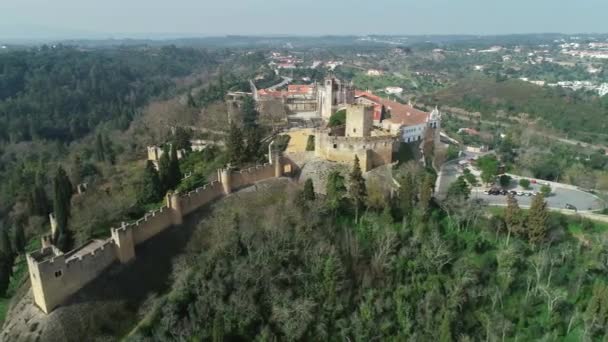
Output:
1 0 607 38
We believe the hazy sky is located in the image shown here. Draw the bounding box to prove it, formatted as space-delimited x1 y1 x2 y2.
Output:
1 0 607 39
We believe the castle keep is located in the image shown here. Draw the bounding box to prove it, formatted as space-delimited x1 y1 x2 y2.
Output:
27 154 287 314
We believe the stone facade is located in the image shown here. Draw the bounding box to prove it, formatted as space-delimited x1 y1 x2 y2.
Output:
315 104 395 172
27 154 288 314
318 77 355 120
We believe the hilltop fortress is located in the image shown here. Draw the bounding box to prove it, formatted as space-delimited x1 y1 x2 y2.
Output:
27 153 290 314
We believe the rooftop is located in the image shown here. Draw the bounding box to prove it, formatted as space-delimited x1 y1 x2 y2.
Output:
355 91 429 126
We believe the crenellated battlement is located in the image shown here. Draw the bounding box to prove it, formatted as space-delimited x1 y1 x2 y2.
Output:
27 152 288 314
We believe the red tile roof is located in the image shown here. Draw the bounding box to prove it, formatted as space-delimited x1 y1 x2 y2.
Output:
287 84 314 94
355 91 429 126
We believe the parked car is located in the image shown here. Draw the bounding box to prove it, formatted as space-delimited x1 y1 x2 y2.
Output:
565 204 577 211
517 191 525 196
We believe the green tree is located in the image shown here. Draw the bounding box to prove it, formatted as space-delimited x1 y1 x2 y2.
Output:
0 227 12 258
166 145 182 190
447 176 471 200
398 173 416 217
540 184 552 197
138 161 164 205
227 123 245 166
158 145 172 192
187 92 197 108
504 195 522 244
29 175 50 217
477 155 499 184
326 171 346 216
302 178 316 201
0 253 11 296
245 128 262 162
527 193 549 245
172 127 192 152
419 174 435 212
306 135 315 151
328 109 346 127
519 178 531 189
95 133 106 162
241 96 259 129
13 224 26 255
349 156 367 223
499 174 512 188
53 166 73 251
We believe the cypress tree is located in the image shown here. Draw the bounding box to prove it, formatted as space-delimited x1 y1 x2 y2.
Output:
505 194 522 244
0 227 12 258
245 128 262 162
227 123 245 166
138 161 164 205
167 145 182 190
95 133 106 162
527 193 549 245
0 254 11 296
302 178 316 201
30 174 50 217
241 96 259 130
398 173 416 217
418 174 434 212
306 135 315 151
349 155 367 223
13 224 26 254
326 171 346 217
158 145 172 192
53 167 73 251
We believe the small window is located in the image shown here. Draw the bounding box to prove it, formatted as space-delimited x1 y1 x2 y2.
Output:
54 270 63 278
353 128 357 133
333 144 338 149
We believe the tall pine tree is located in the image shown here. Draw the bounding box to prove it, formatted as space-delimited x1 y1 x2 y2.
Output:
138 161 164 205
326 171 346 217
302 178 316 202
53 166 73 251
158 145 172 192
227 123 245 166
167 145 182 190
505 194 522 245
527 193 549 245
95 133 106 162
349 155 367 223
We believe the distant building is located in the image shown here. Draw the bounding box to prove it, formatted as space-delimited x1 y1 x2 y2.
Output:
385 86 404 95
366 69 383 76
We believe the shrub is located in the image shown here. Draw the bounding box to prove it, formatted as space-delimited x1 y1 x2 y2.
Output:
519 178 531 189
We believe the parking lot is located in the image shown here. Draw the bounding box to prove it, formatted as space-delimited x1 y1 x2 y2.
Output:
436 154 605 213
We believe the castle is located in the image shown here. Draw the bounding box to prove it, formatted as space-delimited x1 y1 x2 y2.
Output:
27 153 289 314
315 104 396 172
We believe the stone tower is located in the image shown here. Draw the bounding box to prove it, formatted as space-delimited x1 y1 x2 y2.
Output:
345 104 373 138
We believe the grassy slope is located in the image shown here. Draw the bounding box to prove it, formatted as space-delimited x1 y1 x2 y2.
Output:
426 75 608 139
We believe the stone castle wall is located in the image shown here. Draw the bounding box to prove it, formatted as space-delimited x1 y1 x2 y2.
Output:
315 131 395 172
27 156 286 314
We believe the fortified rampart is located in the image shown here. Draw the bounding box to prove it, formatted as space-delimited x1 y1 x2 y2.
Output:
27 155 287 314
315 129 395 172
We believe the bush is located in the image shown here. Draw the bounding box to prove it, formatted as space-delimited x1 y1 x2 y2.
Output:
328 109 346 127
499 175 512 188
519 178 531 189
305 135 315 151
540 184 552 197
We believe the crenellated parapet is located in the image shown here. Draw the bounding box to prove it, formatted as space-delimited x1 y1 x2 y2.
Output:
26 152 289 314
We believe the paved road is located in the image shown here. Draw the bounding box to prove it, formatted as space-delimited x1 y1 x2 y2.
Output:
267 76 293 91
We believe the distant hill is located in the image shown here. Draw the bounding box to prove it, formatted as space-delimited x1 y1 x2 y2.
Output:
423 75 608 140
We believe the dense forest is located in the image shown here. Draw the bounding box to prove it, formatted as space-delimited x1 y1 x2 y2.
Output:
129 162 608 341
